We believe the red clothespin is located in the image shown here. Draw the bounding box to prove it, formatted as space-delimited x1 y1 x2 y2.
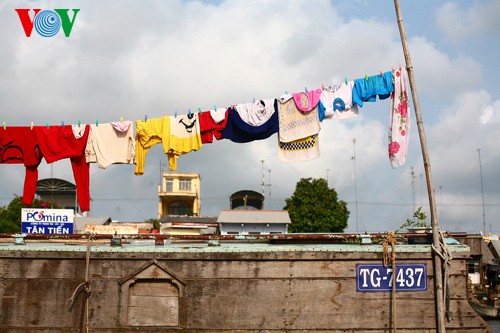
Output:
321 83 325 90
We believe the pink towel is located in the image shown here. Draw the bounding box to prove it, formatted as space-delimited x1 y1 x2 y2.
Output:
292 88 322 113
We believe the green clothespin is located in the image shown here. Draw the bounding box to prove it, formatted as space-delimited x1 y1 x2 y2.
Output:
78 120 81 127
96 119 99 127
198 108 202 114
46 121 49 128
365 73 368 81
3 121 5 130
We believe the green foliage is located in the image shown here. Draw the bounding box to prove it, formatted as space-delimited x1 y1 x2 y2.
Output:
284 178 349 233
397 207 428 232
0 196 59 234
145 218 161 231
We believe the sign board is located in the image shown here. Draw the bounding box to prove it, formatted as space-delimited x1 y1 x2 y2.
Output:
356 263 427 292
21 208 74 234
84 224 138 235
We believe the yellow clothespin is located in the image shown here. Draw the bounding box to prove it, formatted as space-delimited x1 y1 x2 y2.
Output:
3 121 6 130
120 116 123 123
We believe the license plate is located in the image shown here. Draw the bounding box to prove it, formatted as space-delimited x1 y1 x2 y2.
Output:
356 263 427 292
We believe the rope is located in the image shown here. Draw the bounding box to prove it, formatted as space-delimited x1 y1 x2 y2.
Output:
432 230 453 321
383 231 398 333
68 233 95 333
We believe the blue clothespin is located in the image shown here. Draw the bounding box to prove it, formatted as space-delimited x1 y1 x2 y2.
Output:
61 121 65 128
253 97 256 103
304 86 308 93
144 115 148 121
174 111 177 118
188 108 192 116
345 78 348 85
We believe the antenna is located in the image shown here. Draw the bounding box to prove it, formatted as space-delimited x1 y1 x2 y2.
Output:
260 160 272 209
411 167 416 220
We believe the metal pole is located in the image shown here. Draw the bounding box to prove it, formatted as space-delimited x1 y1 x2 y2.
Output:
393 1 446 331
352 138 359 232
477 148 486 235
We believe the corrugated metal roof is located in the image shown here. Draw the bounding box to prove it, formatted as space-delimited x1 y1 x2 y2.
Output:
217 210 291 224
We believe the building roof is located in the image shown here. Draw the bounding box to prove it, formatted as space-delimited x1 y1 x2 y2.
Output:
74 217 112 232
36 178 76 194
217 210 291 224
488 239 500 259
160 215 218 224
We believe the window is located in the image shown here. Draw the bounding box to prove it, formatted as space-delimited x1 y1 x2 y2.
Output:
179 178 191 191
165 178 174 192
168 202 191 215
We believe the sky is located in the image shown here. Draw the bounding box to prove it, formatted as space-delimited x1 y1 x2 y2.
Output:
0 0 499 234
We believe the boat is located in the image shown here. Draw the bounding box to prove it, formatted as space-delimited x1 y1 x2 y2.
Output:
469 263 500 320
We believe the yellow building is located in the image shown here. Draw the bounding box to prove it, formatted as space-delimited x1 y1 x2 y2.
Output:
158 172 201 218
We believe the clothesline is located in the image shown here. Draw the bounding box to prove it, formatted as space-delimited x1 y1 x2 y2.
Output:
0 67 409 212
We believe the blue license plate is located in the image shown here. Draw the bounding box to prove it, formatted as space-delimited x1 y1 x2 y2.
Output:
356 263 427 292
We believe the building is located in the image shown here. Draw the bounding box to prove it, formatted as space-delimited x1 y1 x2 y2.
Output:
158 172 201 218
35 178 79 212
218 209 291 235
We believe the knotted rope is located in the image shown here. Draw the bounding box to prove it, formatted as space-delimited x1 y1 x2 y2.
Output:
432 230 453 321
68 233 95 333
383 231 398 333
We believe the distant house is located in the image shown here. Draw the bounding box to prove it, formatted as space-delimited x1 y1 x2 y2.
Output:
218 210 290 235
158 172 201 217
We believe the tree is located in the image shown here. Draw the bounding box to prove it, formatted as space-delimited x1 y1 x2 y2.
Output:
284 178 349 233
0 196 59 234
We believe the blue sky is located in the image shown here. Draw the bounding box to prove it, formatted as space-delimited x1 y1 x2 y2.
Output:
1 0 499 234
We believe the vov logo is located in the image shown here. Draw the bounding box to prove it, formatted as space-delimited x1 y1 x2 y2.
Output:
15 9 80 37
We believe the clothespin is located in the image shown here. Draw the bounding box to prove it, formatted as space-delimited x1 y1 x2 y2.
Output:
96 119 99 127
188 108 192 116
252 97 256 103
3 121 6 130
285 91 288 95
345 78 348 85
61 121 65 128
321 83 324 90
198 107 202 114
174 111 177 118
46 121 49 128
391 66 395 72
120 116 123 123
144 115 148 121
78 120 81 127
304 86 308 93
365 74 368 81
31 122 34 130
379 70 384 76
214 105 217 111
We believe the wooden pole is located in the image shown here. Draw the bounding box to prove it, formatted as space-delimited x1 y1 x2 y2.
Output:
392 1 446 332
